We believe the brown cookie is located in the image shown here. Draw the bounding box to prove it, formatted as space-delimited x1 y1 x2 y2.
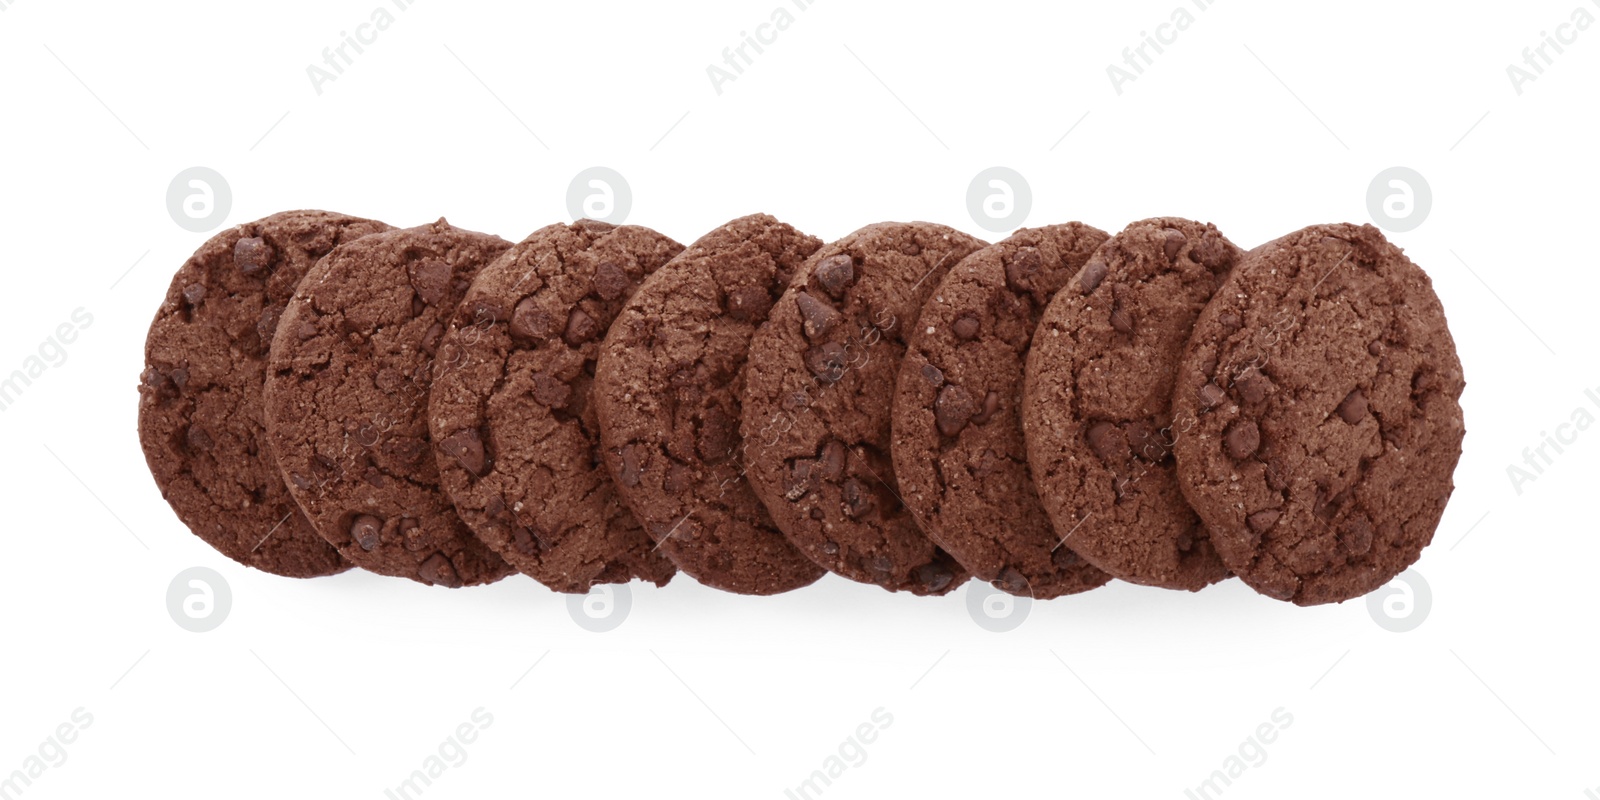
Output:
428 220 684 593
594 214 826 595
138 211 392 578
892 223 1114 600
741 222 987 595
1023 218 1242 590
263 219 515 587
1171 223 1464 605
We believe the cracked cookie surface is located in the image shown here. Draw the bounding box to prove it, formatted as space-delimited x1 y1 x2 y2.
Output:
1024 218 1241 591
264 219 515 587
139 210 392 578
428 220 683 593
893 223 1113 600
1170 223 1464 605
742 222 987 595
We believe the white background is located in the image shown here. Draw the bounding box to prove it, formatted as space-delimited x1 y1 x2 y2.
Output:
2 1 1596 797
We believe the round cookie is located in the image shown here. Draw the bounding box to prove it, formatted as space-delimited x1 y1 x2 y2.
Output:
428 220 684 593
139 210 392 578
892 223 1113 600
1023 218 1241 591
264 219 515 587
594 214 826 595
741 222 987 595
1170 223 1464 605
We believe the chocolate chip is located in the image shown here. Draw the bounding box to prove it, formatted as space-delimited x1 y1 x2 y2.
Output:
1004 247 1042 292
1224 419 1260 460
842 478 875 518
1236 370 1272 405
1218 312 1242 334
1109 303 1133 334
814 254 855 296
1086 421 1125 463
1367 340 1384 356
563 308 599 345
439 428 487 475
530 372 571 408
408 258 451 306
592 260 629 301
1163 228 1186 262
169 368 189 391
255 307 281 352
920 363 945 387
234 236 271 275
821 541 840 555
918 562 956 593
510 297 555 342
350 514 383 551
185 424 213 452
726 284 772 323
1052 547 1081 568
1342 513 1373 555
817 440 847 482
804 342 848 382
417 553 462 588
420 322 444 356
619 444 648 487
1246 508 1280 534
993 567 1027 594
795 292 840 341
868 554 894 573
664 462 692 494
1198 382 1226 408
969 390 1001 426
182 282 206 306
1079 260 1108 293
509 525 541 556
1336 389 1367 424
935 384 977 437
952 313 980 341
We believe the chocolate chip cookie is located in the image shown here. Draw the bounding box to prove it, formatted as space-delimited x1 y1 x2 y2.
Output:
428 220 683 593
139 211 392 577
594 214 826 595
892 223 1114 599
1023 218 1241 590
741 222 987 595
263 219 515 587
1170 223 1464 605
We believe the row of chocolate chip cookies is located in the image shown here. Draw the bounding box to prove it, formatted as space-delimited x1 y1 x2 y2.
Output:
138 212 1462 605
